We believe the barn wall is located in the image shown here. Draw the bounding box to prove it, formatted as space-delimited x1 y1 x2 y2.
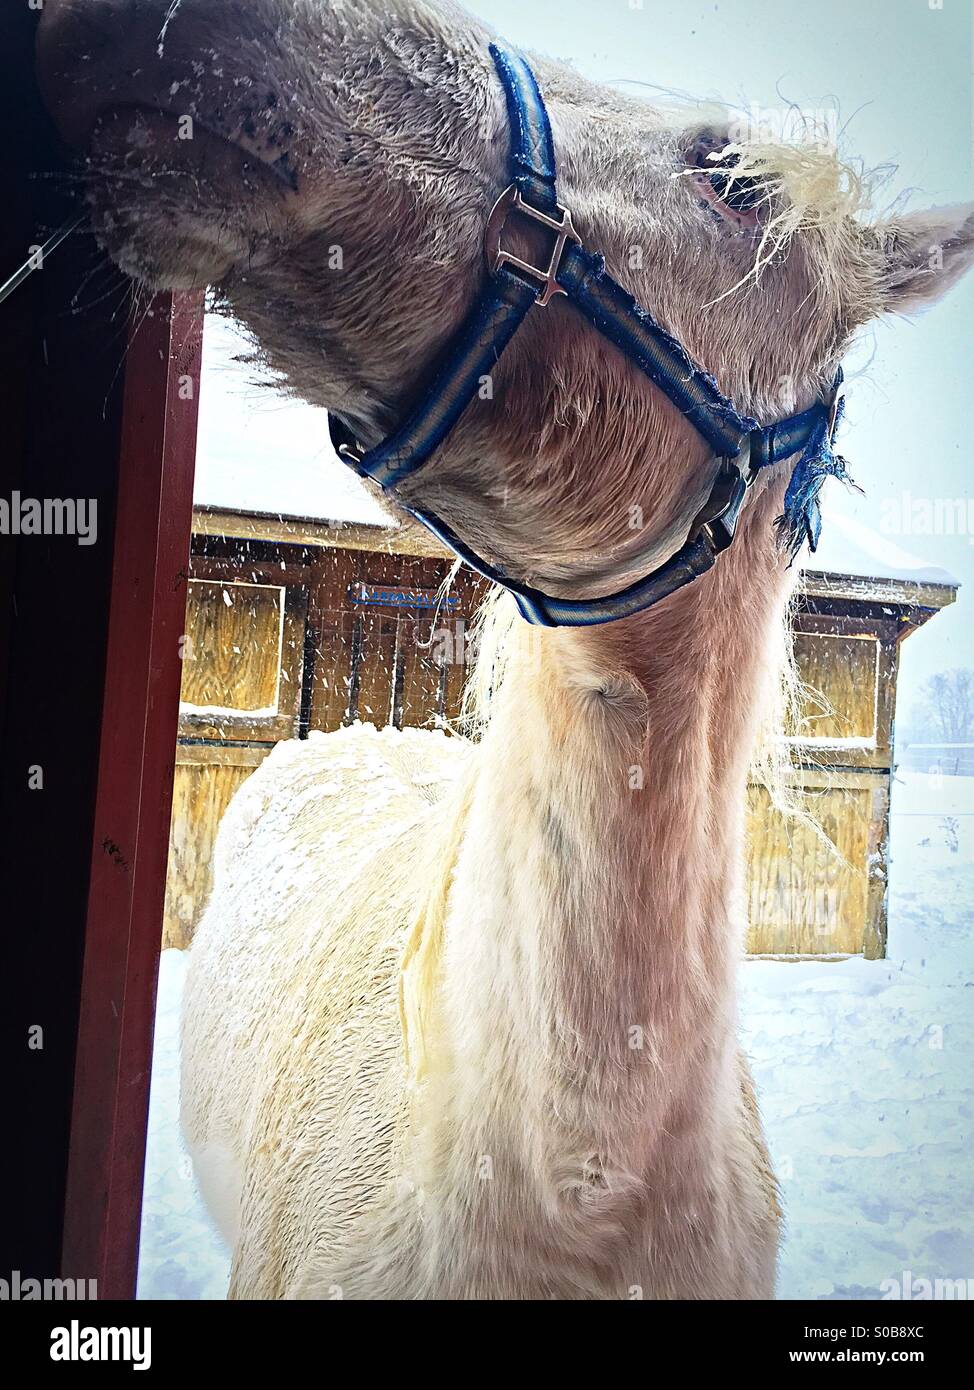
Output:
163 744 270 951
162 537 911 958
744 607 900 959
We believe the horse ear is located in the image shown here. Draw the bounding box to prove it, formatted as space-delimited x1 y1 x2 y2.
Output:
870 202 974 314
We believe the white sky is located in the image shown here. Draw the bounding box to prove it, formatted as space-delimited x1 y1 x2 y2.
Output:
195 0 974 718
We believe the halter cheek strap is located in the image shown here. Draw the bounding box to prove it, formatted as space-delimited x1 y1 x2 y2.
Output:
329 43 849 628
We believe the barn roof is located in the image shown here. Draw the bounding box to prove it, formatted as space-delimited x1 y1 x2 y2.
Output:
804 509 958 589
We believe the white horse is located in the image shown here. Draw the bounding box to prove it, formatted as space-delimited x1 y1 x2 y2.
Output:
38 0 974 1297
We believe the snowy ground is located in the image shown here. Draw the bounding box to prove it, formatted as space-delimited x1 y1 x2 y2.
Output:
137 770 974 1300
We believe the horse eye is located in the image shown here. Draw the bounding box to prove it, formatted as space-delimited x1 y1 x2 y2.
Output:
706 160 764 211
686 134 767 224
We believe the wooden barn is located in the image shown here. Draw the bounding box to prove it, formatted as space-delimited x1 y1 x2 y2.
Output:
162 491 956 961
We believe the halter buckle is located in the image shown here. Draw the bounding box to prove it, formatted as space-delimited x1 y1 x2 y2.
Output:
689 445 752 555
484 184 581 306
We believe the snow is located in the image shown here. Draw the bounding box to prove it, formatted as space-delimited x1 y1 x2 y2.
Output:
137 948 230 1300
138 769 974 1300
804 508 959 589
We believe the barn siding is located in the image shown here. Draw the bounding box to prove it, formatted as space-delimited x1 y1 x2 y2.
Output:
162 745 270 951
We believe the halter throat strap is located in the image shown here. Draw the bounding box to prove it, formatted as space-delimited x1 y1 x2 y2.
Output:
330 43 844 627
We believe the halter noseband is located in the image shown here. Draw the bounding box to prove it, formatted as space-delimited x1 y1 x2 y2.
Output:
329 44 848 627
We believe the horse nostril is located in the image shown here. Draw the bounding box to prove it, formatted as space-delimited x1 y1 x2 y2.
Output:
36 0 168 148
38 0 113 144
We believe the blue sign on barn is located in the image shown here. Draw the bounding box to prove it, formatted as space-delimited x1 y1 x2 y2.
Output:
349 582 460 611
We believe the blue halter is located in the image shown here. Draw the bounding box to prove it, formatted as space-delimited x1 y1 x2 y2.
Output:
329 44 849 627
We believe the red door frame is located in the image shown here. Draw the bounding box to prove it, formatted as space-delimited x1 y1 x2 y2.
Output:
60 293 204 1299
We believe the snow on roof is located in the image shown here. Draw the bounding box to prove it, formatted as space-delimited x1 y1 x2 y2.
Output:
804 509 959 588
195 317 958 589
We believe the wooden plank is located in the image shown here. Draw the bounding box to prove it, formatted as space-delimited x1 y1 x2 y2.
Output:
800 567 957 618
162 757 268 949
787 612 899 773
180 579 284 712
60 292 203 1299
178 580 308 742
439 615 471 726
188 531 493 735
874 637 900 766
862 777 891 961
314 607 357 731
784 766 889 792
307 546 358 731
277 584 310 737
193 505 452 559
397 615 444 729
745 772 888 956
341 550 446 729
175 741 270 768
191 553 310 587
748 953 855 963
349 609 398 725
2 2 149 1279
791 630 880 744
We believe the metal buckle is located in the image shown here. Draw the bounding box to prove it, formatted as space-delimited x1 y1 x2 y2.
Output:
484 184 581 307
689 443 753 554
336 440 365 466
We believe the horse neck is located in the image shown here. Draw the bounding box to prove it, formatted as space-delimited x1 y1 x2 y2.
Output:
425 481 795 1161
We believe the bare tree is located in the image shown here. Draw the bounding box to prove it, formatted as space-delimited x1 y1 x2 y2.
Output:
917 669 974 742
